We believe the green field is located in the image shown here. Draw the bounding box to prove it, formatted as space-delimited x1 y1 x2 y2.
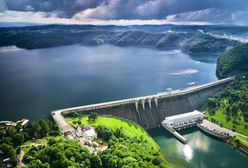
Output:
66 116 159 150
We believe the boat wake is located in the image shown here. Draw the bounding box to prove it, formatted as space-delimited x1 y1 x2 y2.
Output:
164 69 199 76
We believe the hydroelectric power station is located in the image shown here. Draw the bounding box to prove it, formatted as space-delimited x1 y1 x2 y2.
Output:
161 110 204 143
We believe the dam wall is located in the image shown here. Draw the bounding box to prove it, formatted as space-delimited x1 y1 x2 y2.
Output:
57 77 234 129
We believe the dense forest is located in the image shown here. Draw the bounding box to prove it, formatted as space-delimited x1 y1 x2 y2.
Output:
216 43 248 78
0 120 60 167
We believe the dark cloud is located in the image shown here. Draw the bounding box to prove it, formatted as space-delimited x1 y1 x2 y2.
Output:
1 0 248 24
3 0 105 18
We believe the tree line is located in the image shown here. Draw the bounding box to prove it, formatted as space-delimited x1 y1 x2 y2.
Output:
0 119 60 167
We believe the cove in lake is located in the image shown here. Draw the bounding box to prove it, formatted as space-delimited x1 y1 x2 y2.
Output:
149 128 248 168
0 45 217 121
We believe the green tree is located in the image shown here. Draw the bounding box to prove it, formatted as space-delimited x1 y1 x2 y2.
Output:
89 112 98 121
28 122 41 138
0 143 16 158
13 132 25 146
95 126 113 141
208 98 217 109
90 155 102 168
10 155 18 167
39 120 50 137
16 146 21 154
71 112 79 118
29 160 43 168
114 127 124 138
77 120 82 126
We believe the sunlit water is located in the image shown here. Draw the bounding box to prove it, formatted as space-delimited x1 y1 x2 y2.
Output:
0 45 217 120
148 128 248 168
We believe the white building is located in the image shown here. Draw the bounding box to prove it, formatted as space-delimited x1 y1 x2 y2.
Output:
162 110 204 130
82 128 97 141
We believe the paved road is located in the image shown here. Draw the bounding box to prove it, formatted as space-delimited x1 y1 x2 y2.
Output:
17 150 25 168
51 110 74 133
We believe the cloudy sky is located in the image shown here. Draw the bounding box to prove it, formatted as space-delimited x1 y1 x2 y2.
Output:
0 0 248 25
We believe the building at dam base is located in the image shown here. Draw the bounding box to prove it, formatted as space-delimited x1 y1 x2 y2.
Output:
162 110 204 131
161 110 204 143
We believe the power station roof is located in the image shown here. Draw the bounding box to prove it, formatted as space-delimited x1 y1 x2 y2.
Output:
165 110 203 121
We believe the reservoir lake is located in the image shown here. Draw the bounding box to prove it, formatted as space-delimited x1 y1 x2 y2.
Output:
0 44 247 167
0 44 217 120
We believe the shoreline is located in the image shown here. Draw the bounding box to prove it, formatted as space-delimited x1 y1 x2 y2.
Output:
227 140 248 158
201 119 248 158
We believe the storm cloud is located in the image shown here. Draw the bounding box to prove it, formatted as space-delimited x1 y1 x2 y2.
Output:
1 0 248 25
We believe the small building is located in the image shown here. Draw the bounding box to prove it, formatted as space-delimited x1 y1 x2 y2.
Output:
0 119 29 127
162 110 204 130
0 121 16 127
76 126 82 137
18 119 29 126
3 158 10 162
82 128 97 140
67 135 74 140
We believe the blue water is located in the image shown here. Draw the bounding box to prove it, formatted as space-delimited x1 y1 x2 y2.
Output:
0 45 217 120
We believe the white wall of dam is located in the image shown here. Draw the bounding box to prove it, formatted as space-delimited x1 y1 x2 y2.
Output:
58 77 234 129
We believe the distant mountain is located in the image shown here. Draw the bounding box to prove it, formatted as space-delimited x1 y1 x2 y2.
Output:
0 22 40 27
216 43 248 78
0 24 246 54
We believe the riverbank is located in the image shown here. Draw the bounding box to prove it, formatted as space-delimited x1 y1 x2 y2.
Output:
228 136 248 158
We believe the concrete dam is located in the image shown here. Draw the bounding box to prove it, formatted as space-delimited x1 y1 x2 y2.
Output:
52 77 234 130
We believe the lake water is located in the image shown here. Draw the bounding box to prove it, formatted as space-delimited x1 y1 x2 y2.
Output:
0 45 217 120
149 128 248 168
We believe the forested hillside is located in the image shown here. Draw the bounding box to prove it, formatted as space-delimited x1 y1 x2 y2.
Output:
216 43 248 78
203 77 248 136
0 25 240 54
203 42 248 148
